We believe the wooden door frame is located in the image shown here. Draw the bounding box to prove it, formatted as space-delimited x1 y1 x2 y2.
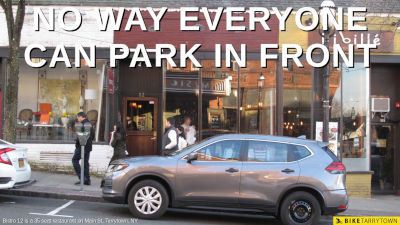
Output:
122 96 158 137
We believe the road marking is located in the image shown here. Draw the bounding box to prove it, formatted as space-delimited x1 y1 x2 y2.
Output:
29 200 75 218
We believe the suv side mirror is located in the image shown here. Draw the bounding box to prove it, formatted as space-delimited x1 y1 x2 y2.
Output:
187 152 198 163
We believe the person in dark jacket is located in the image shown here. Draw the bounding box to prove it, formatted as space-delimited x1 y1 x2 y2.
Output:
161 117 178 155
72 112 95 185
109 122 127 164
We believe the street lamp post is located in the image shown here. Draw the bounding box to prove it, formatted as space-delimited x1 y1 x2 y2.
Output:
319 0 336 142
257 72 265 134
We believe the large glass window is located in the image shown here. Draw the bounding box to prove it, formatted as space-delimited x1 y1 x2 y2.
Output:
201 60 238 139
339 63 369 171
283 62 312 138
164 60 199 145
16 59 107 142
240 60 276 135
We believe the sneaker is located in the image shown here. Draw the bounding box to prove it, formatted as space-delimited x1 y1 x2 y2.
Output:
74 181 81 185
84 180 91 185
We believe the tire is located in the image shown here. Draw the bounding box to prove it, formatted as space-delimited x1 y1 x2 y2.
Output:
279 191 321 225
127 179 169 219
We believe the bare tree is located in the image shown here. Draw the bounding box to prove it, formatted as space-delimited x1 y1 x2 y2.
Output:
0 0 25 143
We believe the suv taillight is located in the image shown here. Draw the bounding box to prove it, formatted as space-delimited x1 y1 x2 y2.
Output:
325 162 346 174
0 148 15 165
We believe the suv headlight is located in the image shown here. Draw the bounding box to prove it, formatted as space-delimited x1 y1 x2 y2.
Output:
107 164 129 173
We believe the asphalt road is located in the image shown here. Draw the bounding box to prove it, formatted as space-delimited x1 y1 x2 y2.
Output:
0 194 333 225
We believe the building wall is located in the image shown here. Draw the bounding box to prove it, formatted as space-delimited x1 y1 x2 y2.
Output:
19 0 400 13
115 11 279 51
0 6 113 47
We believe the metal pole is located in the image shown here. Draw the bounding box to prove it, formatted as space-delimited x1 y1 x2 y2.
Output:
322 30 330 143
80 145 85 191
257 86 261 134
237 68 240 133
105 67 110 144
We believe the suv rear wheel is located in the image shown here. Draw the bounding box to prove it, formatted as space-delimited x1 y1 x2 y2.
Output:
279 191 321 225
127 180 169 219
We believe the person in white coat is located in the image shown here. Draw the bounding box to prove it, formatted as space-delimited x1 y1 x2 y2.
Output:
181 116 196 146
177 126 188 150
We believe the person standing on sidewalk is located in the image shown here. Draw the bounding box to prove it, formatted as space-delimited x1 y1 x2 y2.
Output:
109 122 127 165
177 126 188 150
181 116 196 146
72 112 94 185
162 117 178 155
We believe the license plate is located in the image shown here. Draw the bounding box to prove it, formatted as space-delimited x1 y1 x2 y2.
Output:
18 159 24 168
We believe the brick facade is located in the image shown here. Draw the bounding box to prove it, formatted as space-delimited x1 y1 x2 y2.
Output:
18 0 400 13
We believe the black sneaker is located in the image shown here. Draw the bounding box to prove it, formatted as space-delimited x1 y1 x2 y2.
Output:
74 181 81 185
84 180 91 185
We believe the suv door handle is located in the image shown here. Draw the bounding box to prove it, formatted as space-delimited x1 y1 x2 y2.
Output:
281 168 295 173
225 168 239 173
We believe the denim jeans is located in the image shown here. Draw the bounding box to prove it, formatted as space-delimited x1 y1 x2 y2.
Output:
72 148 91 182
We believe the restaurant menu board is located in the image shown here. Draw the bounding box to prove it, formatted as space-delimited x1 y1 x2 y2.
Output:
315 122 339 156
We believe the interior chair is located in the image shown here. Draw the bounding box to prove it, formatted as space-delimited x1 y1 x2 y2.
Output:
19 109 33 122
39 103 52 124
17 109 33 138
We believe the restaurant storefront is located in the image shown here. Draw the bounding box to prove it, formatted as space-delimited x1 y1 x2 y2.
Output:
113 9 400 197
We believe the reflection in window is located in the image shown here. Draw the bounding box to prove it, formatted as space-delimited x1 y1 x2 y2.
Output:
240 60 276 135
339 63 368 171
201 60 238 138
247 141 311 162
248 141 288 162
283 62 312 138
126 100 154 132
197 140 242 161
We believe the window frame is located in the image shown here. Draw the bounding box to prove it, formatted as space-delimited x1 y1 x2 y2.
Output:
242 139 314 163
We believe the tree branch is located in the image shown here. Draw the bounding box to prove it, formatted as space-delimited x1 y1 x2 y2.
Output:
13 0 25 45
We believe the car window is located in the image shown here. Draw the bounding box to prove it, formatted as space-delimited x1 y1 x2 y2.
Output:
197 140 242 161
247 141 311 162
290 145 311 161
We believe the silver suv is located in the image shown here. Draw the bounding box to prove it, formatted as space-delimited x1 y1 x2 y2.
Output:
102 134 348 225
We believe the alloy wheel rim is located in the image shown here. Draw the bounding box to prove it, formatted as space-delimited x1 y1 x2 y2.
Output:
289 200 312 223
134 186 162 215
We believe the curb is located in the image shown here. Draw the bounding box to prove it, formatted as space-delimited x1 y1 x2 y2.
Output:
0 186 105 203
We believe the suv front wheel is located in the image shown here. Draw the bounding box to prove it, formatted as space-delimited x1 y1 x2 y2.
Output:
127 180 169 219
280 191 321 225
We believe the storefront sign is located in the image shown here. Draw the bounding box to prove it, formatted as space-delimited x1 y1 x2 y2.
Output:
108 68 114 94
166 77 228 95
315 121 339 156
309 31 394 52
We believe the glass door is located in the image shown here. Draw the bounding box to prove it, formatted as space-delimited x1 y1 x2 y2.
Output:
123 97 158 156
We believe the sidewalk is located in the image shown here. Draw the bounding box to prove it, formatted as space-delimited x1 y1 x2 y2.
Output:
0 171 103 202
1 170 400 216
341 195 400 216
